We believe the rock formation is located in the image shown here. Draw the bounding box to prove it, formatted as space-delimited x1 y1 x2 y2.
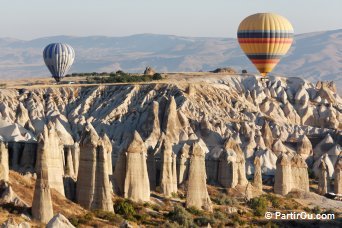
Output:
0 140 9 181
186 142 212 211
159 139 177 197
291 154 309 192
253 156 263 191
124 131 150 202
334 156 342 195
274 153 292 195
261 121 274 149
32 128 54 223
224 138 248 186
76 123 113 212
177 143 190 186
297 135 313 162
318 158 330 195
218 147 238 188
45 123 65 196
144 66 156 76
46 213 75 228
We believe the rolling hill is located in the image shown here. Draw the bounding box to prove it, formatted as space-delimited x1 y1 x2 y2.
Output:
0 30 341 88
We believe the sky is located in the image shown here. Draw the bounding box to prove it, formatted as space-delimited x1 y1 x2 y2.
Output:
0 0 341 40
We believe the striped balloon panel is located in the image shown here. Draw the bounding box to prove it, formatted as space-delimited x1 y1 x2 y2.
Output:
237 13 294 76
43 43 75 81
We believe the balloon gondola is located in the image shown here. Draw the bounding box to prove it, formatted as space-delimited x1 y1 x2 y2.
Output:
237 13 294 77
43 43 75 83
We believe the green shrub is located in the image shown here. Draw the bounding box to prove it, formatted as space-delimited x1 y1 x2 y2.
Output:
167 205 195 227
248 196 268 216
93 209 120 223
114 199 136 220
194 216 214 227
152 73 162 80
266 195 280 208
186 206 203 216
212 193 238 206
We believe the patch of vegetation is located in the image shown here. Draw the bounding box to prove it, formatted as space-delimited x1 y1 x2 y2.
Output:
211 192 238 206
186 206 203 216
152 73 162 80
114 199 137 221
265 194 281 208
248 196 268 216
93 209 121 223
194 215 214 227
0 83 7 88
71 70 163 84
166 205 196 227
230 213 246 226
311 206 321 214
69 212 94 227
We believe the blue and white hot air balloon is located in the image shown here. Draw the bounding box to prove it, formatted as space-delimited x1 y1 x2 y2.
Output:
43 43 75 82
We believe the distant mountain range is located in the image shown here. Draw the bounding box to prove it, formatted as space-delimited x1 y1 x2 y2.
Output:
0 29 341 89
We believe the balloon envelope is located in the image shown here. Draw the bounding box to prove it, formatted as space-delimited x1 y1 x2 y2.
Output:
237 13 294 76
43 43 75 82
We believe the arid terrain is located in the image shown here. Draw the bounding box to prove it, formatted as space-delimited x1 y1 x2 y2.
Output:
0 73 341 227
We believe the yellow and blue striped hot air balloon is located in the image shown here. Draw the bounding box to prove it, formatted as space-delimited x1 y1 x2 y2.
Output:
237 13 294 76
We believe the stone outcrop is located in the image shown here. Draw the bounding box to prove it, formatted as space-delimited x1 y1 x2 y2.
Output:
261 121 273 149
186 142 212 211
218 147 237 188
76 123 113 212
272 139 287 156
0 140 9 181
297 135 313 161
334 156 342 194
159 139 177 197
291 154 309 192
124 131 150 202
253 156 263 191
144 66 156 76
32 128 54 223
274 153 292 195
46 213 75 228
177 143 190 186
225 138 248 186
318 158 330 195
45 123 65 196
162 96 182 144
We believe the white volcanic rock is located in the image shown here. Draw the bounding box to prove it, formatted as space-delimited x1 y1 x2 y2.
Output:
76 123 113 212
253 156 263 191
261 121 273 149
0 119 35 142
255 148 277 175
318 157 330 195
46 213 75 228
0 140 9 181
272 139 288 156
186 142 212 211
159 139 177 197
45 123 65 196
274 153 292 195
177 143 190 186
334 155 342 195
291 154 309 192
297 135 313 161
15 103 29 127
32 128 54 224
313 134 335 160
124 131 150 202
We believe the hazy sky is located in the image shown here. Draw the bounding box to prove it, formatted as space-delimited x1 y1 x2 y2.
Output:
1 0 341 40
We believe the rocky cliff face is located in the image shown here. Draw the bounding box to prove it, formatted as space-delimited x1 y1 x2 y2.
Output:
0 75 341 199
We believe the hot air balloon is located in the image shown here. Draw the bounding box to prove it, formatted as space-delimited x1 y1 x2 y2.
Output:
43 43 75 82
237 13 294 76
